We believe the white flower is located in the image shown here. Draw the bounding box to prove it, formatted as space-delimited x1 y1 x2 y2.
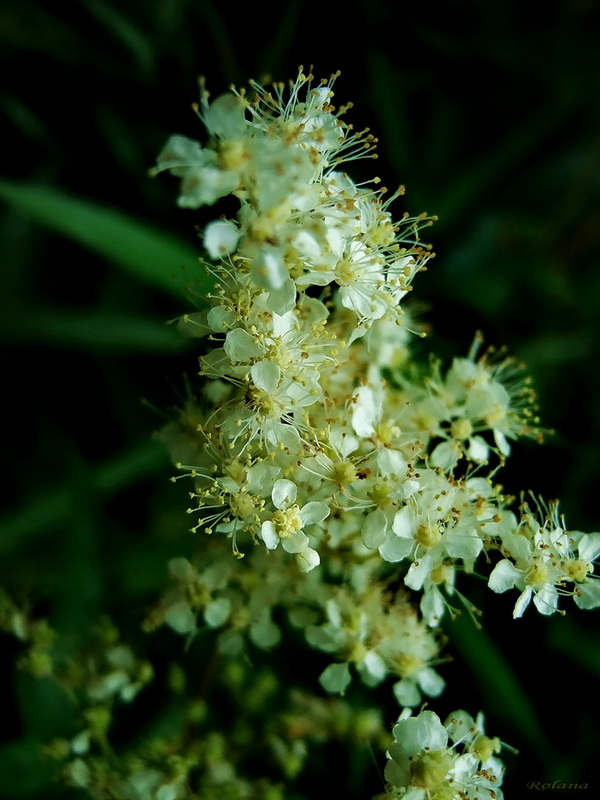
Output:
154 134 239 208
204 220 241 259
385 709 505 800
260 479 329 555
488 530 561 617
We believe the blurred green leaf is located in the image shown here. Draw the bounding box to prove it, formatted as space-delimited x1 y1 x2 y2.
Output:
447 612 553 758
82 0 155 78
547 617 600 678
518 333 592 367
0 180 203 300
0 441 167 554
15 673 75 741
0 738 55 799
2 306 183 352
434 102 575 228
0 4 78 60
256 0 303 77
367 50 413 177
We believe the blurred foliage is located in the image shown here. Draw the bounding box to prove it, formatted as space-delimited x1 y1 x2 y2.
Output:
1 0 599 797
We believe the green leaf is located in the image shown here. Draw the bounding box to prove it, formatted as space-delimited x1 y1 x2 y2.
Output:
0 179 204 300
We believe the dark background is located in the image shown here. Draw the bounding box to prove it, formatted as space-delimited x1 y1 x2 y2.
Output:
1 1 599 797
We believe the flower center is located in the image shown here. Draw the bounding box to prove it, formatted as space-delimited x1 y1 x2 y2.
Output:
230 491 256 519
416 523 442 549
450 418 473 440
272 506 303 538
525 560 550 587
562 558 591 583
331 460 358 485
472 734 500 762
369 482 394 509
410 750 453 790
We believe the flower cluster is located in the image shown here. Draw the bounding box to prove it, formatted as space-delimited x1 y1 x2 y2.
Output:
153 67 600 798
156 68 599 623
383 708 505 800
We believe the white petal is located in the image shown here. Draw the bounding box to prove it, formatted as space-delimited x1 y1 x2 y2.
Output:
351 386 378 437
260 521 279 550
488 559 521 593
319 662 351 694
272 479 297 509
203 93 246 138
204 220 241 259
377 448 406 477
362 650 387 682
224 328 261 362
392 507 416 538
393 679 420 707
444 710 476 745
300 501 330 525
578 532 600 562
574 579 600 609
264 276 296 314
468 435 490 463
168 557 195 583
416 667 445 697
325 226 346 257
293 230 322 260
155 134 204 170
362 510 387 549
178 309 211 337
392 711 447 755
249 609 281 649
513 586 533 618
532 584 558 616
404 556 433 591
379 532 414 563
206 305 235 332
452 753 478 782
165 603 196 634
494 429 511 456
250 361 280 393
204 597 231 628
295 547 320 572
282 530 309 553
444 528 483 561
329 427 358 457
403 479 421 499
420 587 446 628
384 759 410 791
430 440 460 470
252 247 287 290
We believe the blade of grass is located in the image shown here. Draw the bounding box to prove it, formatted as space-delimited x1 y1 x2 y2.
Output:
0 441 167 554
256 0 303 78
434 101 575 229
2 306 183 352
0 180 204 300
546 617 600 678
82 0 155 77
447 612 553 758
367 50 413 178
